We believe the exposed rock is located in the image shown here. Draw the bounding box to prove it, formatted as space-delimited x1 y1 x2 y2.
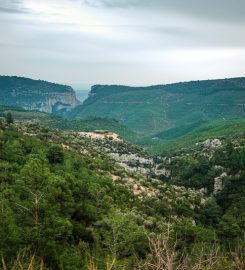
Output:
154 167 171 177
213 172 227 194
109 152 170 178
79 131 122 141
109 153 153 165
197 138 222 148
117 162 151 175
0 76 80 113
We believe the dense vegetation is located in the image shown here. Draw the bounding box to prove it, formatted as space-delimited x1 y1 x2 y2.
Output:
141 119 245 154
2 76 245 154
157 136 245 245
69 78 245 136
1 77 245 269
0 105 138 142
0 115 244 269
0 121 147 269
3 105 245 155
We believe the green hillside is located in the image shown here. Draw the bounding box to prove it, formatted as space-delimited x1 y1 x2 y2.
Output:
2 105 245 154
141 119 245 155
1 120 244 269
69 78 245 136
0 105 138 142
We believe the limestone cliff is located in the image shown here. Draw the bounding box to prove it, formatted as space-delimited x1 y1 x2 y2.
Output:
0 76 80 113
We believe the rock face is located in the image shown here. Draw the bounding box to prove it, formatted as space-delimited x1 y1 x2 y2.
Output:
197 138 222 148
0 76 80 113
109 152 170 177
109 152 153 175
213 172 227 195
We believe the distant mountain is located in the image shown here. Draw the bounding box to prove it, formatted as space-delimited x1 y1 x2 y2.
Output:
0 76 80 113
69 77 245 136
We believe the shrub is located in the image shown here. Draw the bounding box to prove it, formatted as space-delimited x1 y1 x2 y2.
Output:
47 145 64 164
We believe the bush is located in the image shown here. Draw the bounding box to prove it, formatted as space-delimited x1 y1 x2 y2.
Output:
47 145 64 164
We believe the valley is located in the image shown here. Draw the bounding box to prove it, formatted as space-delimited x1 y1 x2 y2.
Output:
0 76 245 269
1 0 244 268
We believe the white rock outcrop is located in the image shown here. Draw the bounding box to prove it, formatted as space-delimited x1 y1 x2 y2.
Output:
196 138 222 148
213 172 227 194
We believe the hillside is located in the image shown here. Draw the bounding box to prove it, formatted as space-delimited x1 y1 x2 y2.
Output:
0 119 244 269
140 119 245 154
0 76 80 114
0 105 138 142
69 77 245 136
2 105 245 156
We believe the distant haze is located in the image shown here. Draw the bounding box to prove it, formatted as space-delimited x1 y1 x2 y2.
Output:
0 0 245 86
75 89 90 102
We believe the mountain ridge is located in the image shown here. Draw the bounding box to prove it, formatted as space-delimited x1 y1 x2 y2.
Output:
69 77 245 136
89 76 245 95
0 75 81 114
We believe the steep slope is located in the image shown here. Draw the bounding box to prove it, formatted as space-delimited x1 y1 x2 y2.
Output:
154 132 245 245
0 76 80 113
0 121 209 269
69 77 245 135
0 105 165 177
1 119 244 269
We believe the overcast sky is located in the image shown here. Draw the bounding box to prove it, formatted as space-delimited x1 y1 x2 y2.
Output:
0 0 245 88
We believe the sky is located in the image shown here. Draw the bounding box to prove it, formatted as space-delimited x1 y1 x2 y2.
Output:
0 0 245 89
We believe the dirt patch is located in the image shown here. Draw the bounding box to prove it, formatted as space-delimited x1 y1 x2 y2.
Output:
78 131 122 141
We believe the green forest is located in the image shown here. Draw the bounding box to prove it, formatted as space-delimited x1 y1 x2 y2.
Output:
0 115 244 270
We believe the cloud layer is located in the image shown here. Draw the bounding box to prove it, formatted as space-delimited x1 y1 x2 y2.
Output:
0 0 245 88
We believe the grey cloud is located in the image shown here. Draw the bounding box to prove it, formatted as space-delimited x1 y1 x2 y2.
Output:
160 0 245 24
83 0 149 8
0 0 29 14
0 7 26 14
0 0 245 86
82 0 245 24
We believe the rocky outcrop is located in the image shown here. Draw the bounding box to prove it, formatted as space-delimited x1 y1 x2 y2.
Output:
109 152 170 178
196 138 222 148
0 76 80 113
109 153 153 165
213 172 227 195
78 131 122 141
109 153 153 175
15 90 80 113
